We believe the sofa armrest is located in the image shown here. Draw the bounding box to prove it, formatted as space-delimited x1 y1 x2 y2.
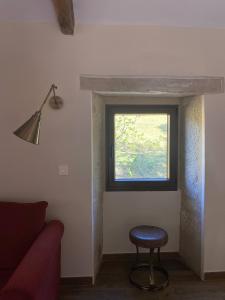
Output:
0 220 64 300
0 290 30 300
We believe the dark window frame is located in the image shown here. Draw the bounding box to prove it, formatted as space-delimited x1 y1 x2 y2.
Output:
105 105 178 191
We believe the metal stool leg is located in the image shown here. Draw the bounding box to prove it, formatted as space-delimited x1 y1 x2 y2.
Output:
136 246 139 264
157 247 161 264
129 246 169 291
149 248 155 285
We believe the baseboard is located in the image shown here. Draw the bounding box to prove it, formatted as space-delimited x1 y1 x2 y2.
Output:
61 276 93 287
204 272 225 280
103 252 180 262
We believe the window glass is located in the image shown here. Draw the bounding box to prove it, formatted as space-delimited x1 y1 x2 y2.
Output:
114 114 169 181
105 105 178 191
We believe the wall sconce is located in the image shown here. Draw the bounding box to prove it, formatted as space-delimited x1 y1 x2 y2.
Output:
14 84 63 145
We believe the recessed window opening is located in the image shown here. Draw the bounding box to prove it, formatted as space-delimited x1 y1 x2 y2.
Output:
105 105 178 191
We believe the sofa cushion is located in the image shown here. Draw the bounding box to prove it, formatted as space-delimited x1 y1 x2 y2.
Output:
0 270 13 290
0 201 48 269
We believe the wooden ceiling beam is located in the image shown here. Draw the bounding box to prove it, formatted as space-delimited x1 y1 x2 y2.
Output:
52 0 75 35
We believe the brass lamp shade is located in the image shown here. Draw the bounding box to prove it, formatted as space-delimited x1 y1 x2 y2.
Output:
14 84 63 145
13 111 41 145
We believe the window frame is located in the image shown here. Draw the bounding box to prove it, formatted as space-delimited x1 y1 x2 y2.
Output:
105 104 178 191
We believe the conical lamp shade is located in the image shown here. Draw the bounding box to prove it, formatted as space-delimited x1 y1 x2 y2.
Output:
14 111 41 145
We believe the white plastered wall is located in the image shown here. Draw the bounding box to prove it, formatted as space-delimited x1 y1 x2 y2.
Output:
0 23 225 277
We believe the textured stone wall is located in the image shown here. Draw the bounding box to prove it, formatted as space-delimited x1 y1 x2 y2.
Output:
180 96 205 277
92 95 104 280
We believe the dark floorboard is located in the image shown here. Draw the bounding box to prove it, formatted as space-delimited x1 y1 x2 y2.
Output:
60 256 225 299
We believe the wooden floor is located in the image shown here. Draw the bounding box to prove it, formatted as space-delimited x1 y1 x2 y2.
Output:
60 255 225 300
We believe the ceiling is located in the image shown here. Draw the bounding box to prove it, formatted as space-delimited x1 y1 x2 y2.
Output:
0 0 225 28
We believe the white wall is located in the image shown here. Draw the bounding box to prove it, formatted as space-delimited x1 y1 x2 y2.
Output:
0 23 225 276
204 95 225 272
104 191 181 253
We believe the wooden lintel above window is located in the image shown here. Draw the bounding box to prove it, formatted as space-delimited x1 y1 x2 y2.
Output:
52 0 75 35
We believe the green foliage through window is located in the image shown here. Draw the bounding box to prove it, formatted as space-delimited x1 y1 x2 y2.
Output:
105 105 178 191
114 114 169 180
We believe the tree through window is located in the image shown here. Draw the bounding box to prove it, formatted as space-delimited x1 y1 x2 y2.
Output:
105 105 178 191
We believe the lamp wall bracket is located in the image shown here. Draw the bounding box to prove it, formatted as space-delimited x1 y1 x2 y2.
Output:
39 84 64 111
49 95 64 109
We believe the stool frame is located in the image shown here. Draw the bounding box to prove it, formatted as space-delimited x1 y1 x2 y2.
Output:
129 246 169 291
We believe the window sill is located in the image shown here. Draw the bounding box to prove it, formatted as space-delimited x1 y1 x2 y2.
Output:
106 181 178 191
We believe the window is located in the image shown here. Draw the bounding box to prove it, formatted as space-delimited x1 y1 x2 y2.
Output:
105 105 178 191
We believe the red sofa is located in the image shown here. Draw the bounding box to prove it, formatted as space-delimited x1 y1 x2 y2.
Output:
0 201 64 300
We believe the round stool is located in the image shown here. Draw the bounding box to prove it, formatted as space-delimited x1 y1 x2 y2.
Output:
129 225 169 291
